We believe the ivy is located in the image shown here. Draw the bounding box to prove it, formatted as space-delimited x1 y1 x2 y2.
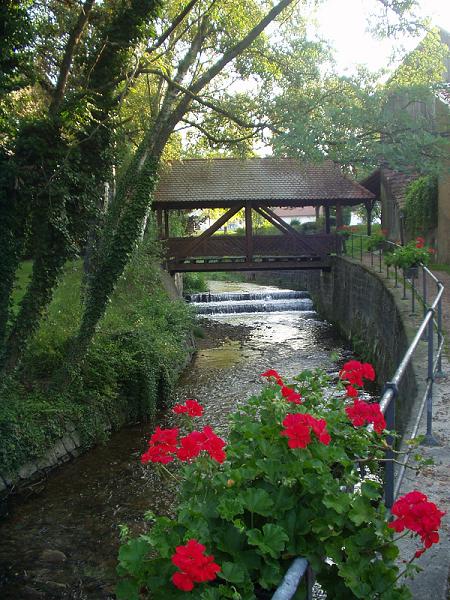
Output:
404 175 438 238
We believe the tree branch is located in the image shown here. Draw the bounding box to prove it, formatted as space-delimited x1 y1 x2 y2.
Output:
50 0 96 116
142 68 282 133
181 118 260 145
188 0 296 97
146 0 202 55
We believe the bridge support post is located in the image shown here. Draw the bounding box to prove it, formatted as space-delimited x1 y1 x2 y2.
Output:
335 203 343 229
324 206 331 234
245 202 253 262
156 208 163 239
164 211 169 239
365 201 372 236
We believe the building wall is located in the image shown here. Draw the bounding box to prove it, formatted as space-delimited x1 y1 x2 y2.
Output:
436 98 450 263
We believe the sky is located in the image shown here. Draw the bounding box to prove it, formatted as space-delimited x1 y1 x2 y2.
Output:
309 0 450 75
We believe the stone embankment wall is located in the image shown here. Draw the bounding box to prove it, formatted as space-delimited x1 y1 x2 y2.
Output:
248 257 417 433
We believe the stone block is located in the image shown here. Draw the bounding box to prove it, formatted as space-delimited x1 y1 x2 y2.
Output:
18 462 38 480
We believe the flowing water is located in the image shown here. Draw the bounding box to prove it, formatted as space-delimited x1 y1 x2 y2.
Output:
0 281 348 599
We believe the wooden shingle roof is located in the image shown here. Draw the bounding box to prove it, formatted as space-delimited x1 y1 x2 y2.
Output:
153 158 374 209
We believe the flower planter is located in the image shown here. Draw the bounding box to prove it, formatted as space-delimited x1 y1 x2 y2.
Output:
403 265 419 279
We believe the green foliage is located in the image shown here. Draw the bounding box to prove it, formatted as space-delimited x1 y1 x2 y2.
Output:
0 250 193 475
183 273 209 294
404 175 438 237
117 369 412 599
366 230 387 252
384 240 432 269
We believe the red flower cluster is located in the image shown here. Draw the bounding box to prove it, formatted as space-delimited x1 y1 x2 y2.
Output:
388 491 445 558
345 398 386 434
173 399 204 417
172 539 221 591
415 237 425 248
261 369 283 386
141 426 226 465
339 360 376 388
281 385 302 404
281 413 331 448
176 426 226 463
141 427 179 464
261 369 302 404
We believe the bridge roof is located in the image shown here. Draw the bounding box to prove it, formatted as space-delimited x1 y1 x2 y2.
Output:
153 158 375 209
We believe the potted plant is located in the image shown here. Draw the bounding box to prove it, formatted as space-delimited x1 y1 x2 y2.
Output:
366 230 388 252
117 365 443 600
384 237 434 278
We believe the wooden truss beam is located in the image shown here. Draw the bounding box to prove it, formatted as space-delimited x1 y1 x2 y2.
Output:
180 205 243 259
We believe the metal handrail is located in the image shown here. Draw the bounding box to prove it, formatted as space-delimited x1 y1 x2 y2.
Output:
271 233 445 599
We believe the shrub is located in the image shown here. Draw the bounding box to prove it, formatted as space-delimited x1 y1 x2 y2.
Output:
404 176 438 238
183 272 209 294
0 243 194 475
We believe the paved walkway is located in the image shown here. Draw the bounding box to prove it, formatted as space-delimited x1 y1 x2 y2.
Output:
352 254 450 600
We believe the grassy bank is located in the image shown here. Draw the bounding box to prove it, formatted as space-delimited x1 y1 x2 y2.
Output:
0 241 194 475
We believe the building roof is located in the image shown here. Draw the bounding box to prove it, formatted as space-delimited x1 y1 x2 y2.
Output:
361 168 416 210
153 158 375 209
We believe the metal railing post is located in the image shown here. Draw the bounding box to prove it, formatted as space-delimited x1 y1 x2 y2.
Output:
379 249 382 273
411 273 416 314
394 265 398 288
371 250 374 267
423 313 439 446
423 267 427 316
402 271 407 299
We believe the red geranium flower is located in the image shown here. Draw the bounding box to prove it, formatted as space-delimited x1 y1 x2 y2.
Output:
177 427 226 463
261 369 283 386
339 360 376 390
173 399 204 417
415 237 425 248
281 385 302 404
345 399 386 434
281 413 331 448
389 491 445 558
141 427 179 464
345 385 358 398
172 539 221 591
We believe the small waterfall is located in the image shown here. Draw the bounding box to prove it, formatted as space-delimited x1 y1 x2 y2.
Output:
185 290 309 303
187 290 314 315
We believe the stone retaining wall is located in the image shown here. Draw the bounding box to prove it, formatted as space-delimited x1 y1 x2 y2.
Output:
247 256 418 434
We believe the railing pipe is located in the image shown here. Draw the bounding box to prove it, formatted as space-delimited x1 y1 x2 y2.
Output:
424 311 438 446
437 296 443 376
423 268 427 315
271 558 311 600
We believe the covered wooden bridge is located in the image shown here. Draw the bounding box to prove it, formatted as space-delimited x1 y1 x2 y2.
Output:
152 158 375 273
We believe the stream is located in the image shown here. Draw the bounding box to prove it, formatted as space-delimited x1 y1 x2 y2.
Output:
0 281 349 599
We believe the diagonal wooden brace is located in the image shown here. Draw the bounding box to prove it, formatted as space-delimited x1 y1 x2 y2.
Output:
178 205 243 260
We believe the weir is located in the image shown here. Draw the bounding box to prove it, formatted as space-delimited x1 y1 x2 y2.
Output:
187 290 314 315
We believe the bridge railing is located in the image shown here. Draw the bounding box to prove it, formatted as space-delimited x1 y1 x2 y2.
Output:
166 233 342 263
271 233 445 599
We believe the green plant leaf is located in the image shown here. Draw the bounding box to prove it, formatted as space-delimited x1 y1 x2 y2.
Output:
247 524 289 558
115 578 140 600
219 561 247 584
241 488 274 516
